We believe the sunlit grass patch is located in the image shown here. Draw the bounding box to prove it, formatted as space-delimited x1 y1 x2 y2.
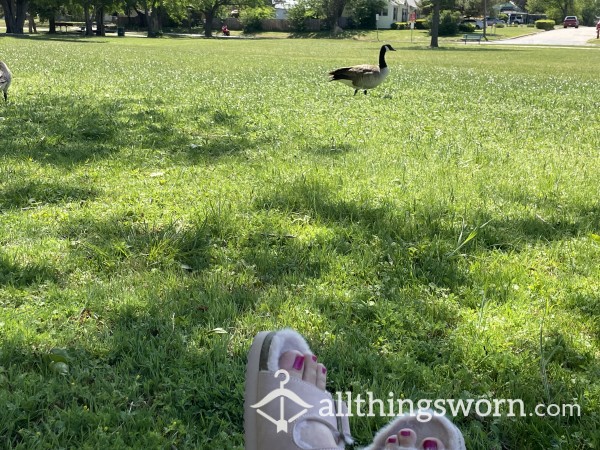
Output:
1 35 599 449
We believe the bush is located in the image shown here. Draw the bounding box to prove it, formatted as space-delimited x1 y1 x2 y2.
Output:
535 19 556 30
391 21 409 30
429 10 461 36
240 6 274 33
496 23 505 28
287 0 320 32
415 18 428 29
458 22 475 32
349 0 386 29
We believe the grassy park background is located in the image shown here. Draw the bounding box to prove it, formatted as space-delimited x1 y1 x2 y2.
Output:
1 34 600 448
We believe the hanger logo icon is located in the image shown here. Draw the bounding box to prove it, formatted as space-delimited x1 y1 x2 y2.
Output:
250 370 313 433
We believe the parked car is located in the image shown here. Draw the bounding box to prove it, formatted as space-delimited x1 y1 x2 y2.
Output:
563 16 579 28
461 18 481 29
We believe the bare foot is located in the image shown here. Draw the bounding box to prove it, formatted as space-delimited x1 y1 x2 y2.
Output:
278 350 334 449
384 428 445 450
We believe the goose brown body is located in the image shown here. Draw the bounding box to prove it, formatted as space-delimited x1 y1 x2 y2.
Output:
0 61 12 103
329 44 395 95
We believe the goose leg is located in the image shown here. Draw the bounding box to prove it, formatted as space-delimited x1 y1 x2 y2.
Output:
363 90 368 95
353 89 359 96
3 92 6 102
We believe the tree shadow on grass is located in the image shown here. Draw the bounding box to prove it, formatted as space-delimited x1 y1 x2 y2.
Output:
0 180 99 211
241 229 328 285
0 308 246 447
253 175 469 290
62 212 212 274
3 94 259 167
0 253 59 288
3 96 124 166
181 108 266 163
253 174 600 292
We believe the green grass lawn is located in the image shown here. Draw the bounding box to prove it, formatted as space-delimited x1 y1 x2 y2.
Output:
1 34 599 449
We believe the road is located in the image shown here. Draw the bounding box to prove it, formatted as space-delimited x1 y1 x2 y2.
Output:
489 25 598 46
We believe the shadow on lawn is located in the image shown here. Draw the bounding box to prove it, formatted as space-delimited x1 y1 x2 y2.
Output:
0 180 99 211
253 174 600 291
3 94 256 167
0 253 59 287
62 212 212 273
183 108 264 162
3 96 123 166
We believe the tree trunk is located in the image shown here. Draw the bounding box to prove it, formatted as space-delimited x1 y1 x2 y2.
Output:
84 3 94 36
327 0 345 31
49 15 56 33
429 0 440 48
96 6 105 36
1 0 28 34
147 11 160 36
204 9 214 37
134 6 147 27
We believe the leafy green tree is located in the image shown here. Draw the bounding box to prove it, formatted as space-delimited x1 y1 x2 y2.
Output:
347 0 385 28
1 0 28 33
187 0 261 37
30 0 62 32
580 0 600 24
287 0 324 31
428 8 460 34
192 0 228 36
240 5 274 32
421 0 455 47
527 0 577 21
323 0 346 29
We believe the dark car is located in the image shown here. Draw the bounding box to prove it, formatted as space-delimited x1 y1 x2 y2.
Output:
563 16 579 28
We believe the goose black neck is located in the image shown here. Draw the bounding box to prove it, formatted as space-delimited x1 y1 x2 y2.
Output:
379 46 388 68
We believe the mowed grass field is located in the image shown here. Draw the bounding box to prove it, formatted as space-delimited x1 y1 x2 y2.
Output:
1 34 599 449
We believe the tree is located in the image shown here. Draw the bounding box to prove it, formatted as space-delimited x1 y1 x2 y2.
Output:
527 0 580 21
323 0 346 29
420 0 455 47
1 0 28 33
287 0 324 31
430 0 440 47
188 0 261 37
30 0 62 33
347 0 386 28
136 0 166 36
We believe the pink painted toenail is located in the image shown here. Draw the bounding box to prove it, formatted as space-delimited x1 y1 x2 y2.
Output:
322 366 327 374
387 436 398 443
400 430 411 437
423 439 438 450
293 355 305 370
312 355 318 362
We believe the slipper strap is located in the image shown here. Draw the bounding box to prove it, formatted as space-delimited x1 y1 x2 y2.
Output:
253 370 353 449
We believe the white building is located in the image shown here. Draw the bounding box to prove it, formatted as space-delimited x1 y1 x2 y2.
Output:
377 0 419 29
273 0 297 20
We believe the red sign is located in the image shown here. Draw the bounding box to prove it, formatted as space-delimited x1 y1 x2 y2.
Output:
409 12 416 22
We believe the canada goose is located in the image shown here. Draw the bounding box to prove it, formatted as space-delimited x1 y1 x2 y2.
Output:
328 44 395 96
0 61 11 103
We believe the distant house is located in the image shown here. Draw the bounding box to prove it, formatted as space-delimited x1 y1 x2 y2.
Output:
273 0 297 20
377 0 419 28
492 1 544 25
270 0 418 27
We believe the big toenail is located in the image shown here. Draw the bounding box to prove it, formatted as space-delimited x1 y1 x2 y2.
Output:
387 436 398 443
423 439 438 450
400 430 411 437
293 355 305 370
